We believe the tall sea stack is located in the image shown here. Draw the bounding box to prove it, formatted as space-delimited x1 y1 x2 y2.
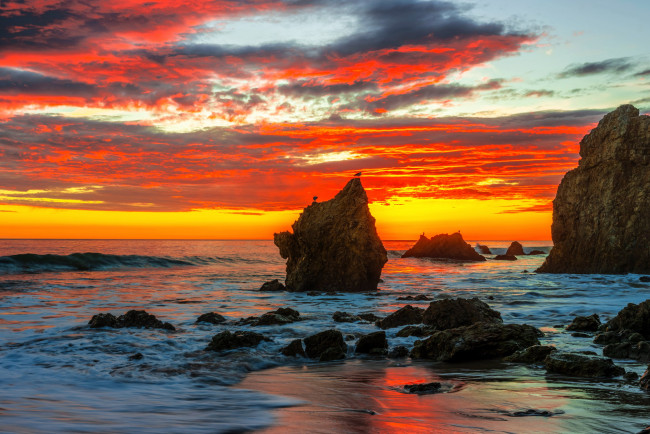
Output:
274 178 387 291
538 105 650 274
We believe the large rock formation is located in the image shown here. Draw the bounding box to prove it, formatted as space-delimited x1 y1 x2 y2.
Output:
274 178 387 292
402 232 486 261
538 105 650 273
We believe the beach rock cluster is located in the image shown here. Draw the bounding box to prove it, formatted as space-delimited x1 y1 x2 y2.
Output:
410 322 541 362
88 310 175 331
402 232 486 261
593 300 650 361
274 178 387 292
538 105 650 274
238 307 301 326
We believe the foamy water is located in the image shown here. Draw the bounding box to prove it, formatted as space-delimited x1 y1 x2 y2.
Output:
1 240 649 432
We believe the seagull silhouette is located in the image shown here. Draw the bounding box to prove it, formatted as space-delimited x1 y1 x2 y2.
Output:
313 196 318 201
353 172 362 177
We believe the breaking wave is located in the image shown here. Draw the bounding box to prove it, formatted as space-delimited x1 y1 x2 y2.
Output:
0 252 200 274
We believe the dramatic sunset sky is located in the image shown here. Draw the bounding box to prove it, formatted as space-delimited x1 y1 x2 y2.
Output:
1 0 648 239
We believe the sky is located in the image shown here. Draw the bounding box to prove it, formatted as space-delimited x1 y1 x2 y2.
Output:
0 0 648 240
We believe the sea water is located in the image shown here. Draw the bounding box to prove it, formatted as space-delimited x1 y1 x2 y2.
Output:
0 240 649 433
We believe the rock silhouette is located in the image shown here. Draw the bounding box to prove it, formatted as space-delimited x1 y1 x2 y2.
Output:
506 241 524 256
274 178 387 291
402 232 486 261
538 105 650 273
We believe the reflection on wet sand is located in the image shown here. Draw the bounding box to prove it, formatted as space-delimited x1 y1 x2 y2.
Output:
241 359 650 433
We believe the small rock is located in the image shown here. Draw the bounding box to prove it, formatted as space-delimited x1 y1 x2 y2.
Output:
355 331 388 355
566 313 600 332
505 409 564 417
603 341 650 362
259 279 286 291
242 307 301 326
304 329 347 361
376 305 424 329
396 325 436 338
345 334 356 341
624 371 639 382
389 346 409 358
281 339 306 357
128 352 143 360
88 313 118 328
196 312 226 324
641 276 650 283
571 332 590 338
422 297 502 330
594 329 644 345
477 244 492 254
358 313 381 322
403 382 442 394
206 330 270 351
506 241 525 256
544 352 625 378
332 311 360 322
397 295 431 301
527 250 545 255
504 345 557 364
494 254 517 261
88 310 175 331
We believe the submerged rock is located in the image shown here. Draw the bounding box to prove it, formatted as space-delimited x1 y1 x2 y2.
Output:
537 105 650 274
206 330 270 351
376 305 425 329
410 322 541 362
422 297 502 330
332 311 359 322
196 312 226 324
544 352 625 378
494 254 517 261
402 233 486 261
355 331 388 355
274 178 387 292
504 345 557 364
477 244 492 254
397 294 431 301
259 279 286 292
281 339 306 357
504 409 564 417
641 276 650 283
403 382 442 394
566 313 601 332
303 329 347 361
528 250 546 255
506 241 525 256
88 310 175 331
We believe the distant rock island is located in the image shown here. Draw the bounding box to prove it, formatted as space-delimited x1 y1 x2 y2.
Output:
274 178 387 291
538 105 650 273
402 232 486 261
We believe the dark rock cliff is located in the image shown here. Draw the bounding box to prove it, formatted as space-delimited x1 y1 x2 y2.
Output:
538 105 650 273
274 178 387 291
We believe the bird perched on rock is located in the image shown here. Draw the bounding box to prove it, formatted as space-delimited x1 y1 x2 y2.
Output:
313 196 318 202
354 172 362 177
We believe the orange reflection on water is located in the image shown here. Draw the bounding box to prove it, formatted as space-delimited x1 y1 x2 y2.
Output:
241 360 568 433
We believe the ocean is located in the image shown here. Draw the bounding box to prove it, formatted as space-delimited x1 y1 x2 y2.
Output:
1 239 649 433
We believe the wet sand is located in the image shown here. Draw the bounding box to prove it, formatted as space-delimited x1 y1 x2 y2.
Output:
239 358 650 433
